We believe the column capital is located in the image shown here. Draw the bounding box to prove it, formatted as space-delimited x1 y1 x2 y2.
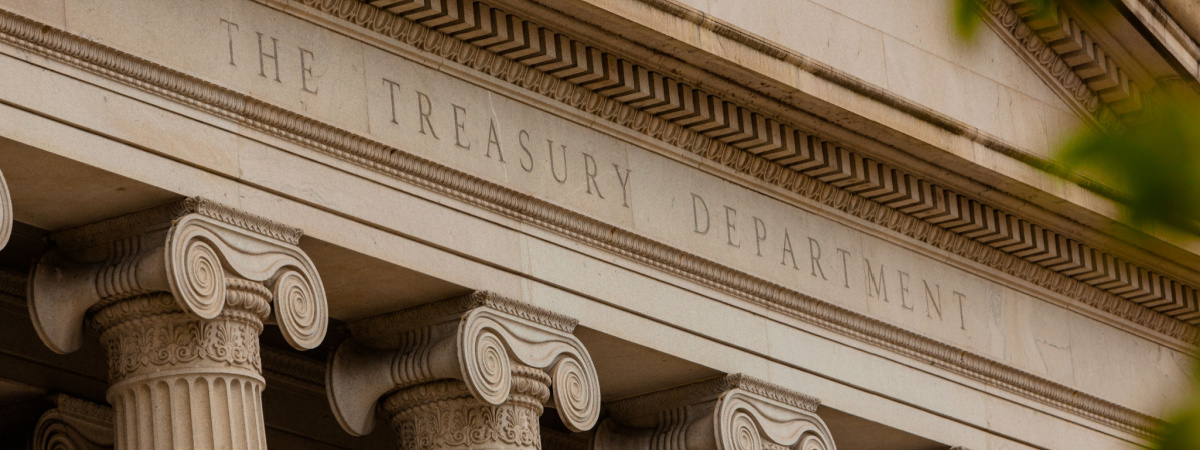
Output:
30 394 114 450
592 374 837 450
0 168 11 249
327 291 602 439
28 197 328 354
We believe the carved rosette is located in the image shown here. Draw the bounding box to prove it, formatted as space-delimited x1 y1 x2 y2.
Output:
326 292 601 450
591 374 836 450
0 168 10 250
26 198 328 450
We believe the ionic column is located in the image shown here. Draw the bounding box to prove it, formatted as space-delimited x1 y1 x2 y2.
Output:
591 374 837 450
326 292 602 450
1 168 12 249
30 394 114 449
28 198 329 449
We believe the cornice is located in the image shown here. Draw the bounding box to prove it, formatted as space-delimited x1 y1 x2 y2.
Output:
980 0 1143 129
0 4 1170 436
329 0 1200 330
1135 0 1200 78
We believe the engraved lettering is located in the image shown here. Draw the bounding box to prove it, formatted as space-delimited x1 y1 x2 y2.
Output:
382 78 403 124
954 291 967 330
219 19 239 66
613 164 631 208
486 120 505 161
724 206 740 248
518 130 534 172
781 229 798 269
753 217 767 257
256 32 281 82
899 271 913 310
692 193 710 235
549 140 568 183
837 248 851 288
452 104 471 150
865 259 887 301
416 92 438 138
299 48 317 94
583 153 604 198
923 280 942 320
808 238 827 280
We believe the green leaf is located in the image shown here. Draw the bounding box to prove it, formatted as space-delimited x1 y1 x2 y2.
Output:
954 0 982 39
1058 95 1200 232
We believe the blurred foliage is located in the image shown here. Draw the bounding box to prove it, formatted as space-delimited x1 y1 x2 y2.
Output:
1059 94 1200 233
1155 351 1200 450
954 0 1104 39
950 1 1200 448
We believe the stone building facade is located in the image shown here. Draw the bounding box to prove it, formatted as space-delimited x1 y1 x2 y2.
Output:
0 0 1197 448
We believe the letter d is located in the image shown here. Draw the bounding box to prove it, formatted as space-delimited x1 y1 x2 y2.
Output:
692 193 710 234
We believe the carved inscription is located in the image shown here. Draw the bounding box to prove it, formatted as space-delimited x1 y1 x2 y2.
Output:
691 192 968 330
220 18 319 94
208 18 974 334
378 78 633 208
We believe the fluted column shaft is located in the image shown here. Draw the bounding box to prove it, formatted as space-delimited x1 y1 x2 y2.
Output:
326 292 602 450
93 281 270 449
27 198 329 450
382 366 550 450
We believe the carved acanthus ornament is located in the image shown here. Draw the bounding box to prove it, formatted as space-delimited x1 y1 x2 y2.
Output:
27 197 328 449
326 291 601 450
591 374 835 450
29 394 114 450
0 0 1175 436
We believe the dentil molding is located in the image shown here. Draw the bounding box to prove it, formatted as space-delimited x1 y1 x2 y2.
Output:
322 0 1200 330
326 291 602 446
979 0 1141 129
592 374 836 450
0 2 1169 436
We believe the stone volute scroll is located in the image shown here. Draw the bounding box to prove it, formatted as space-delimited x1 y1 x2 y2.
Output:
0 168 11 251
326 291 602 450
26 197 329 450
591 374 836 450
29 394 115 450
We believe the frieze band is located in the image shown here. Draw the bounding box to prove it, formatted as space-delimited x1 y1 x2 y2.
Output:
319 0 1199 328
0 1 1174 438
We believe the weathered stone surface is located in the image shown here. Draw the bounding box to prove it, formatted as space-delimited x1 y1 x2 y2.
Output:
0 0 1193 449
326 292 601 449
593 374 836 450
25 198 329 449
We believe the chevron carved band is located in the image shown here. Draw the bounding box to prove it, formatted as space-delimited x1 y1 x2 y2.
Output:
352 0 1197 326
